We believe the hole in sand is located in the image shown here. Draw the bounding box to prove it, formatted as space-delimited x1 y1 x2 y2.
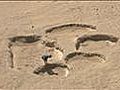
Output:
75 34 119 50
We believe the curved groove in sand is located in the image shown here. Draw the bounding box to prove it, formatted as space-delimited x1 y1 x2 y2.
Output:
6 43 14 68
75 34 119 50
6 35 41 68
45 23 96 33
8 35 41 45
64 51 105 63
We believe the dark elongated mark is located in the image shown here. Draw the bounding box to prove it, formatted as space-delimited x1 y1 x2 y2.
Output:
64 51 105 63
6 42 14 68
75 34 119 50
33 63 69 75
45 23 96 33
8 35 41 45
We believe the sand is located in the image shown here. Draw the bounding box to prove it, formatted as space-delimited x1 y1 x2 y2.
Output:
0 1 120 90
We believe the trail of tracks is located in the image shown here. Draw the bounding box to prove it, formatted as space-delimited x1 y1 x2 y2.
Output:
4 23 119 77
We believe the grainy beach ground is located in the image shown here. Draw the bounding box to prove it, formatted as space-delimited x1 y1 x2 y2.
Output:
0 1 120 89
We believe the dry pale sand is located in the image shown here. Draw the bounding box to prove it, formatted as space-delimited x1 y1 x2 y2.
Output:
0 1 120 90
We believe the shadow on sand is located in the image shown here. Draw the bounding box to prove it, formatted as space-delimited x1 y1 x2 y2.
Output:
33 63 68 75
